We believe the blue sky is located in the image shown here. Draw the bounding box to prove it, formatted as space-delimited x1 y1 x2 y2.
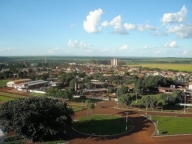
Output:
0 0 192 57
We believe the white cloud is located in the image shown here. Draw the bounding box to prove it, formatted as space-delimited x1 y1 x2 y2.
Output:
144 46 148 49
154 49 166 54
152 30 167 36
85 49 92 53
101 21 108 27
70 24 75 28
67 40 78 48
83 8 103 33
101 48 109 52
137 24 156 31
67 40 88 49
119 44 128 51
161 5 187 23
0 48 11 52
124 23 135 30
165 40 177 48
145 24 156 30
48 47 59 54
167 23 192 38
109 15 127 34
183 50 188 55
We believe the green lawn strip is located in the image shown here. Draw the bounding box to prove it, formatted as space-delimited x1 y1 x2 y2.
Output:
68 102 86 107
29 92 45 97
72 106 84 112
0 92 26 98
0 80 10 87
152 115 192 135
0 96 15 101
73 114 133 135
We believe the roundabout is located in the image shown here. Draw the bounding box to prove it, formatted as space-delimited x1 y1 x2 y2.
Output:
69 100 192 144
72 114 134 136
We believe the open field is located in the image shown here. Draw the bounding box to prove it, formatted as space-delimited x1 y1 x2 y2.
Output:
73 114 133 135
152 115 192 135
129 63 192 72
0 80 10 87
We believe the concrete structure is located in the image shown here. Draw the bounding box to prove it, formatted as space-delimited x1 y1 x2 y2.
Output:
7 79 32 87
111 59 118 67
189 82 192 90
14 80 48 89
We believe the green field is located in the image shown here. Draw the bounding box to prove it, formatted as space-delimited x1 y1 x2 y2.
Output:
130 64 192 72
0 80 10 87
73 114 133 135
152 115 192 135
0 92 27 103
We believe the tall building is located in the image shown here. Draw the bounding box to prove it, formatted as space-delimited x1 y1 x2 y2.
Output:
111 59 118 67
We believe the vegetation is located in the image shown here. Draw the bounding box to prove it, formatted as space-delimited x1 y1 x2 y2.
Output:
131 64 192 72
73 114 134 135
152 116 192 135
0 97 74 142
0 80 10 87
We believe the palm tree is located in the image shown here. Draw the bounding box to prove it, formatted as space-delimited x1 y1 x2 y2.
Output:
85 99 95 119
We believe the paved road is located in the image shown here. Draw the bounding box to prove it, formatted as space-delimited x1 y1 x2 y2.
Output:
68 100 192 144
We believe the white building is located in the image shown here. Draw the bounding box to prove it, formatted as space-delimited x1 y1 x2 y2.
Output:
111 59 118 67
189 82 192 91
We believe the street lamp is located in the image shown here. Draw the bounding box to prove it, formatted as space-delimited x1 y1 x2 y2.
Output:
125 112 129 130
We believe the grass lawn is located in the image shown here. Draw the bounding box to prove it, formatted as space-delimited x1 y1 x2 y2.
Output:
72 106 85 112
73 114 133 135
0 80 10 87
0 96 15 101
152 115 192 135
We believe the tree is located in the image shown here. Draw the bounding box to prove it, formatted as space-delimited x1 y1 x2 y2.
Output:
0 97 74 142
116 85 128 96
85 99 94 119
141 96 151 113
118 93 132 108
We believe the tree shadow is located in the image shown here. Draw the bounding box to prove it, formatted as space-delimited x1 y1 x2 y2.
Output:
68 114 154 142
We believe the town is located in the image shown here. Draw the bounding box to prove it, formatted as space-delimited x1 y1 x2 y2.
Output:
0 56 192 143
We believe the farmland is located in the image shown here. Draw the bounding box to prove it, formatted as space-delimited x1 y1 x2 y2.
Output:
130 63 192 72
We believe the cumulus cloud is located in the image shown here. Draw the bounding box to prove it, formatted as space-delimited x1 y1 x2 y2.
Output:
137 24 156 31
0 48 11 52
109 15 127 34
67 40 88 49
183 50 188 55
119 44 128 51
165 40 177 48
167 23 192 38
101 21 108 27
101 48 109 52
48 47 59 54
152 30 167 36
85 49 92 53
161 5 187 23
83 8 103 33
154 49 166 54
124 23 135 30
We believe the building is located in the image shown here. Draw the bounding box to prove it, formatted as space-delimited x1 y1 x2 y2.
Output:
189 82 192 91
111 59 118 67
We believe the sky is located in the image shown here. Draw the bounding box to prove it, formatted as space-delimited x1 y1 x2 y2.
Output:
0 0 192 57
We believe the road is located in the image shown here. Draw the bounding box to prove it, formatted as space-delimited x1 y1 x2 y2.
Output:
68 100 192 144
